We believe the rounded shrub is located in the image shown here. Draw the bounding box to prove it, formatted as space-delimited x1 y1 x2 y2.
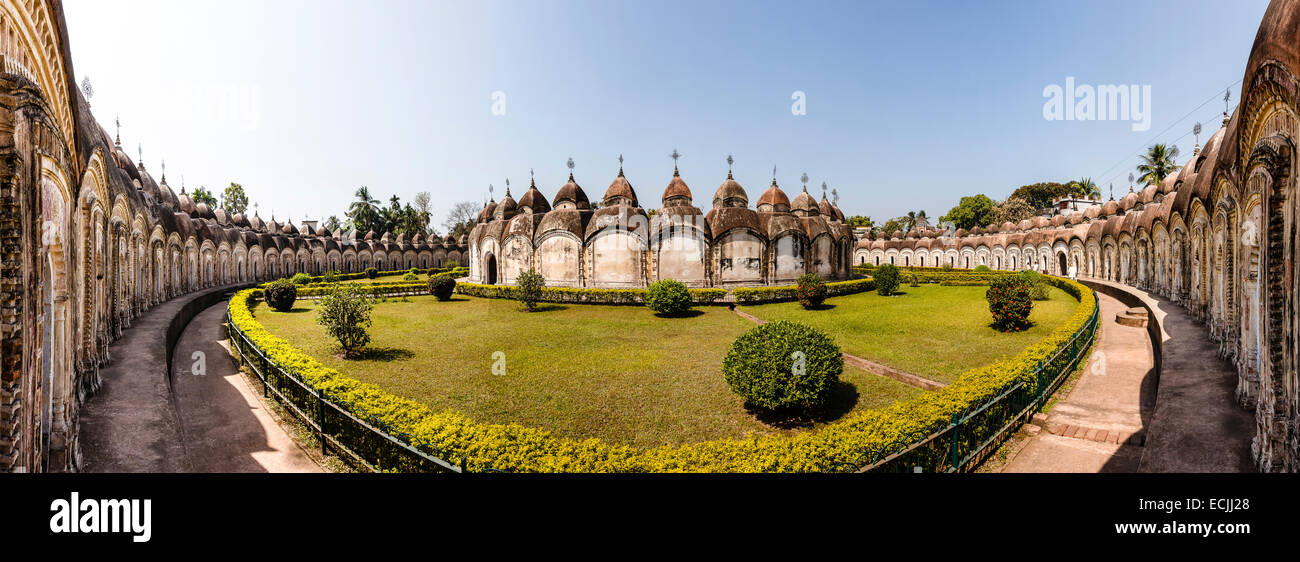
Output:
986 275 1034 332
515 268 546 311
796 273 828 308
402 270 419 281
291 272 313 285
874 263 900 296
364 267 378 279
646 279 692 316
908 272 920 287
428 273 456 301
974 264 992 272
264 278 298 312
1019 269 1050 301
723 320 843 411
323 270 340 283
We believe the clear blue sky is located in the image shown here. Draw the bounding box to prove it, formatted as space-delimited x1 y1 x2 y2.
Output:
63 0 1270 229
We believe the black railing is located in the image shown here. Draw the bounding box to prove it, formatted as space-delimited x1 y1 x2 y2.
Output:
841 288 1100 473
226 310 465 473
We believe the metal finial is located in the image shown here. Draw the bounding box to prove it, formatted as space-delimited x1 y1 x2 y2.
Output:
567 157 575 171
618 154 624 166
670 149 681 166
1128 172 1134 186
137 142 142 163
505 178 511 196
726 154 734 170
821 181 827 198
831 188 839 204
488 183 494 199
530 167 534 182
1109 183 1114 201
80 77 94 100
772 165 777 180
114 115 121 145
800 172 809 191
1193 122 1202 137
1224 89 1231 109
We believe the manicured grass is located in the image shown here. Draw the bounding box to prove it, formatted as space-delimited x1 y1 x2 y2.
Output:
739 284 1079 384
255 295 924 448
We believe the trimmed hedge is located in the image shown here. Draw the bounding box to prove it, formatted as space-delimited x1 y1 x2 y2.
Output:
261 266 469 288
456 283 726 306
733 278 875 304
228 276 1096 472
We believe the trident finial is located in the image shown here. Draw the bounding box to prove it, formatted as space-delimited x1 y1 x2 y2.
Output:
671 149 681 167
566 157 575 171
505 178 511 196
488 183 494 202
800 172 809 191
821 181 828 198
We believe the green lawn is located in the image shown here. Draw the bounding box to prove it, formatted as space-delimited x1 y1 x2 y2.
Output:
254 295 924 448
739 284 1079 384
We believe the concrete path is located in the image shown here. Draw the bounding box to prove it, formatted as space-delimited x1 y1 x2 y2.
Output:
1002 291 1151 472
1122 285 1255 472
1003 281 1255 473
79 290 319 473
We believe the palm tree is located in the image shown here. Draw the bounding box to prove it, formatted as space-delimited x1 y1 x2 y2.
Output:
1070 177 1101 199
1136 144 1182 187
347 186 380 234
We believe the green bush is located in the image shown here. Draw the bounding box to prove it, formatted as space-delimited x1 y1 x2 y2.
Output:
428 274 456 301
908 273 920 287
974 264 991 272
796 273 828 308
733 278 875 304
402 271 419 281
1019 270 1050 301
365 267 378 279
315 284 374 356
646 279 692 316
264 278 298 312
986 275 1034 332
942 262 954 271
444 260 460 269
515 269 546 311
456 282 725 305
323 270 340 283
291 272 313 285
874 264 900 296
723 320 843 411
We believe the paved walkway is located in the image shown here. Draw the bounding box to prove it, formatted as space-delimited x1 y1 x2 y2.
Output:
1002 291 1151 472
1003 280 1254 473
79 289 320 473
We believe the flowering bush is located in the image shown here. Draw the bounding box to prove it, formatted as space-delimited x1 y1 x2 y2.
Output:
986 275 1033 331
795 273 828 308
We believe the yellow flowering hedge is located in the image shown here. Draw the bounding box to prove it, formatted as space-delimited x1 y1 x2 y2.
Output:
228 276 1096 472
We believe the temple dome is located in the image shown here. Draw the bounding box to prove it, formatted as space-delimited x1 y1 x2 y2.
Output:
518 178 551 213
757 179 790 211
712 171 748 208
603 168 638 206
662 168 692 207
791 187 818 216
553 173 590 209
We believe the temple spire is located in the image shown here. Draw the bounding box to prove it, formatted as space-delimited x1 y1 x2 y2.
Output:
618 154 624 176
670 149 681 176
726 154 734 179
566 157 575 181
800 172 809 192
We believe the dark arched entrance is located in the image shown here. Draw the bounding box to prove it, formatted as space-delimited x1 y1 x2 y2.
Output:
1057 252 1068 275
486 254 497 285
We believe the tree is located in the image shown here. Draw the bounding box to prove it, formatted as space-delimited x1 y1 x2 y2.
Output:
347 186 381 234
412 191 433 236
1009 182 1070 210
315 284 374 356
191 186 218 208
515 269 546 311
1136 143 1181 187
845 215 874 229
992 196 1035 225
904 211 918 232
443 201 480 240
939 194 996 230
1068 177 1101 199
220 182 249 215
880 217 905 236
323 215 341 232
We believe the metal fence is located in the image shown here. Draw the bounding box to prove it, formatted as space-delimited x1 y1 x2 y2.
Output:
841 287 1101 473
226 306 466 473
